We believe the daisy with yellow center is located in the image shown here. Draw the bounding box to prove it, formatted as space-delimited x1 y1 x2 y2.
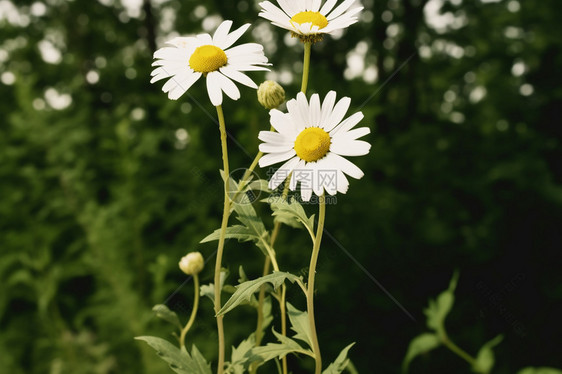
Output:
259 0 363 42
151 20 270 104
259 91 371 201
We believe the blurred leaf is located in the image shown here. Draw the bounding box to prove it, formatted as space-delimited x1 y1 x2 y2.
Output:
267 197 315 239
225 333 256 374
248 329 313 365
473 335 503 374
402 333 441 373
152 304 182 331
322 343 355 374
424 271 459 334
201 269 229 306
518 368 562 374
135 336 211 374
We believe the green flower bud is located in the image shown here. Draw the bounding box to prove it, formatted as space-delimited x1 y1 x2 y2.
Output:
179 252 204 276
257 80 286 110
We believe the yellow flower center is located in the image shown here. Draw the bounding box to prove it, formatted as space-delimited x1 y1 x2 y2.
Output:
290 11 329 29
294 127 331 162
189 45 228 73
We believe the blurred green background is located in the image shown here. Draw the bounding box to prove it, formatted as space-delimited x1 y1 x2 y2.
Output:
1 0 561 373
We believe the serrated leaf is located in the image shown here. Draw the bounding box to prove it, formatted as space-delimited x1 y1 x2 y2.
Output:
152 304 182 330
218 272 302 316
248 329 313 365
225 334 256 374
267 197 315 239
135 336 211 374
200 225 255 244
286 302 313 348
424 271 459 333
518 368 562 374
473 335 503 374
322 343 355 374
200 269 229 306
190 344 212 374
402 333 441 373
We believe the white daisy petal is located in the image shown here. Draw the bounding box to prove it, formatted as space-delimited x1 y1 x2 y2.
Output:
167 72 201 100
277 0 297 16
336 169 349 194
268 156 301 190
219 66 257 89
340 126 370 140
308 93 321 126
324 96 351 132
300 183 314 202
258 130 293 145
320 91 337 128
196 33 213 45
223 23 252 50
259 142 294 153
330 139 371 156
320 0 338 15
286 98 307 131
327 0 356 21
259 149 297 167
213 20 233 48
206 72 223 106
270 109 298 137
311 0 322 12
296 92 310 126
330 111 364 135
328 153 364 179
215 73 241 101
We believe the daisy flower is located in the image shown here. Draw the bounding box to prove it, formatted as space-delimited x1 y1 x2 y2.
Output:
258 0 363 42
151 20 270 105
258 91 371 201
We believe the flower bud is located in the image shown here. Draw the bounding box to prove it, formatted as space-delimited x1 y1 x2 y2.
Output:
179 252 204 276
257 80 286 110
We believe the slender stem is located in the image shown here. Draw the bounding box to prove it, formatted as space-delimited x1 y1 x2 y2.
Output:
442 333 477 367
179 274 200 350
280 284 288 374
214 105 230 374
301 42 312 94
307 194 326 374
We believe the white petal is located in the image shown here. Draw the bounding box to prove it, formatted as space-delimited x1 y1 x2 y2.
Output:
324 96 351 132
327 153 364 179
196 33 213 45
289 159 306 191
308 93 321 126
296 92 310 127
330 139 371 156
219 66 257 89
213 20 233 48
168 72 201 100
259 149 297 167
206 72 223 106
311 0 322 11
299 182 313 202
154 47 187 61
320 91 337 128
327 0 356 21
267 156 301 190
286 98 307 131
320 0 337 15
330 112 364 135
223 23 252 50
277 0 297 16
258 130 293 144
259 2 292 26
259 142 294 153
215 73 241 101
270 110 298 137
340 126 370 140
225 43 265 57
336 169 349 194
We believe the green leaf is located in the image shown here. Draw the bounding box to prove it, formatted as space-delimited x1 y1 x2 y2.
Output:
517 368 562 374
424 271 459 333
473 335 503 374
225 334 256 374
402 333 441 373
218 272 303 316
200 269 229 305
286 302 313 348
248 329 313 365
152 304 182 330
260 296 274 334
135 336 211 374
190 344 212 374
267 197 315 239
322 343 355 374
201 202 272 258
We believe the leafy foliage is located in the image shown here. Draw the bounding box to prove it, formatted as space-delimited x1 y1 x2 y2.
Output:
135 337 211 374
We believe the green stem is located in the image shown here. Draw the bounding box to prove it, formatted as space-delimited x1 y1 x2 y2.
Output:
179 274 200 350
307 194 326 374
301 42 312 94
214 105 230 374
442 333 477 367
